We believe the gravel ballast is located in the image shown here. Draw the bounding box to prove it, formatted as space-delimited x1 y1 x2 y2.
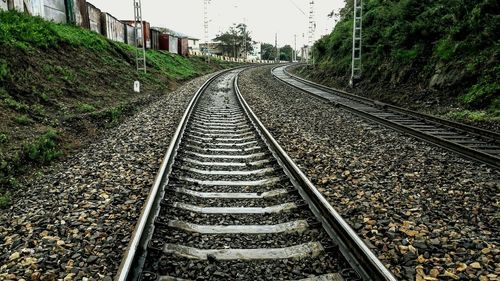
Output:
0 73 218 280
238 66 499 280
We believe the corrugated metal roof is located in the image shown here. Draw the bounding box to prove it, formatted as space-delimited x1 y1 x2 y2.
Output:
151 26 192 38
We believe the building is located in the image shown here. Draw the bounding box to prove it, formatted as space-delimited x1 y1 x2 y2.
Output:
247 42 261 61
188 37 201 56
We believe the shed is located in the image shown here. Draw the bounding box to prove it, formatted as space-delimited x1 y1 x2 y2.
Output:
168 35 178 54
159 34 169 51
150 27 161 50
101 12 125 43
122 20 151 48
178 37 188 56
87 2 101 33
125 24 135 46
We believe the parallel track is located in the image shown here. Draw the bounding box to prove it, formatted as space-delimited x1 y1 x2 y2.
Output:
272 65 500 169
116 69 396 281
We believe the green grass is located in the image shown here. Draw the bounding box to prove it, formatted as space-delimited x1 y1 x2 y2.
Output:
23 129 62 164
14 114 33 125
0 10 108 51
0 133 7 144
3 97 29 111
77 103 96 113
445 110 500 122
0 192 11 208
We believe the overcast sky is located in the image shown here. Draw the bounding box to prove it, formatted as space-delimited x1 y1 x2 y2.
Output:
89 0 346 48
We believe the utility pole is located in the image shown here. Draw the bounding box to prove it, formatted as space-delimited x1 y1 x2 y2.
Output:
243 18 247 61
133 0 146 73
308 1 315 65
294 34 297 61
275 33 279 63
204 0 210 63
350 0 362 87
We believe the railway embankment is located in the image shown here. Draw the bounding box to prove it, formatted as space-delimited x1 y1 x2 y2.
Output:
297 0 499 132
0 11 236 207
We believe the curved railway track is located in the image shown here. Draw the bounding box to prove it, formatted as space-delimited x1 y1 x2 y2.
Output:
272 65 500 169
116 68 396 281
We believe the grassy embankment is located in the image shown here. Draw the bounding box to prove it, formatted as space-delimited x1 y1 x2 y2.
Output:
300 0 499 127
0 11 238 207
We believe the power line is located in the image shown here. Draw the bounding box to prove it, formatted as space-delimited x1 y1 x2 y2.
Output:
287 0 306 16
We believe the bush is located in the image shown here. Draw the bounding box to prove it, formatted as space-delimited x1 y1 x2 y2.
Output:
3 97 29 111
460 81 500 109
0 59 8 81
0 133 7 144
77 103 96 113
14 114 33 125
23 130 62 164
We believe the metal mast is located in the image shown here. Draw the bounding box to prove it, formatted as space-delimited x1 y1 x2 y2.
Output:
275 33 279 63
308 1 315 65
350 0 362 86
204 0 210 63
133 0 146 73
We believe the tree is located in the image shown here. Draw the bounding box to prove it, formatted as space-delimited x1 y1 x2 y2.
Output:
261 43 276 60
214 23 253 58
279 45 294 61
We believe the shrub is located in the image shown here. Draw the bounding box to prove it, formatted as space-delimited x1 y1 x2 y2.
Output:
3 97 29 112
23 129 62 164
436 38 456 61
460 81 500 109
0 60 8 81
14 114 33 125
77 103 96 113
0 133 7 144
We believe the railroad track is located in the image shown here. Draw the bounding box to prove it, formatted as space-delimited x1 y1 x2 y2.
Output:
116 68 396 281
272 65 500 169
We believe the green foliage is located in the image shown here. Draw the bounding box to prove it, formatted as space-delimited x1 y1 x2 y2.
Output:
0 10 108 51
393 45 422 61
14 114 33 125
435 38 456 61
23 129 62 164
3 97 29 112
77 103 96 113
279 45 294 62
0 192 11 208
213 23 253 58
460 81 500 109
0 59 8 81
0 133 7 144
312 0 500 110
146 50 198 79
261 43 277 61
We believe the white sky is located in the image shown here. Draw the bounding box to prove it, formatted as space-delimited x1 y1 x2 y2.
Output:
89 0 345 48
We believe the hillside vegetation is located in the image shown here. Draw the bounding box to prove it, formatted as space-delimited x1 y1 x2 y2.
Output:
0 11 237 206
300 0 499 126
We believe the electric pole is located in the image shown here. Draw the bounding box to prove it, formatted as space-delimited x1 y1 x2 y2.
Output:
133 0 146 73
204 0 210 63
350 0 362 87
294 34 297 61
275 33 279 63
308 1 315 65
243 19 247 61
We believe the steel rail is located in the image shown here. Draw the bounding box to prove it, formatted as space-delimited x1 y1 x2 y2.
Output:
115 69 235 281
283 66 500 142
234 74 397 281
272 65 500 169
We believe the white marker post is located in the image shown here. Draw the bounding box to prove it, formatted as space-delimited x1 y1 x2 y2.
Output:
134 81 141 93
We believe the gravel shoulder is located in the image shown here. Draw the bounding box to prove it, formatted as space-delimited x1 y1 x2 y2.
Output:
238 66 499 280
0 73 219 281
